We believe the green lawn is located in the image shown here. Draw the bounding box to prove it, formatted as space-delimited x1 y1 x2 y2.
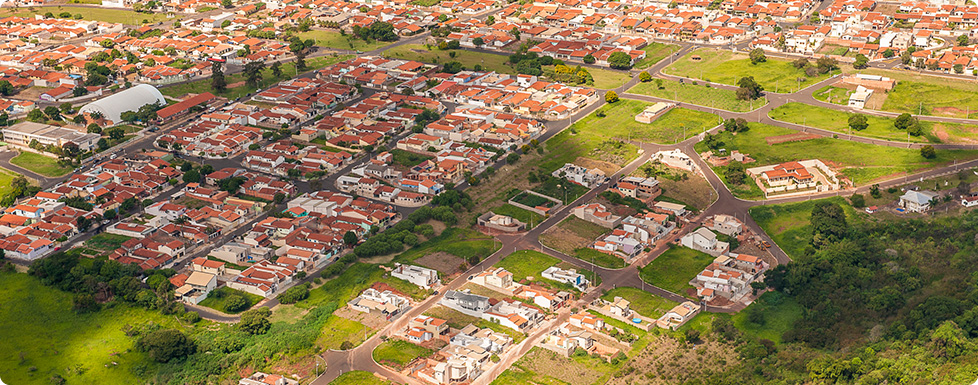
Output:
749 196 860 259
664 48 836 91
494 250 560 282
588 100 720 145
159 55 353 100
197 286 263 314
857 68 978 118
0 272 184 385
769 102 933 143
639 245 713 296
298 30 393 51
634 42 681 69
300 263 386 309
390 149 433 167
693 122 978 186
629 78 768 112
10 151 74 177
0 6 172 24
330 371 391 385
373 340 435 368
811 85 851 105
731 291 803 345
583 67 631 90
574 247 626 269
601 287 678 319
490 204 544 229
84 233 133 251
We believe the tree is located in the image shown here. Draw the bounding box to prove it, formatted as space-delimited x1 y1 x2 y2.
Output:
749 48 767 64
583 54 595 64
0 80 14 96
932 321 967 359
270 61 282 78
108 127 125 140
221 0 232 7
723 118 749 133
735 76 763 100
883 48 895 58
639 71 652 82
506 152 520 164
137 329 195 363
810 201 848 248
725 161 747 185
894 113 915 130
958 34 970 46
853 54 869 69
955 63 965 74
273 192 286 204
27 108 45 123
607 51 632 69
921 145 937 159
87 123 102 134
210 61 226 93
43 106 61 121
472 37 484 46
441 61 463 74
849 193 865 208
901 50 913 65
605 91 619 103
847 114 868 131
182 169 201 183
224 294 248 313
278 284 309 304
243 60 266 88
816 57 838 74
238 307 272 335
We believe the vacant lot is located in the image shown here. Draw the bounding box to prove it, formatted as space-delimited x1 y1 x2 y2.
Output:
298 30 392 51
159 55 352 100
540 216 610 255
329 371 390 385
198 286 263 314
770 102 933 143
0 6 172 24
639 245 713 296
749 196 860 259
316 313 372 350
390 149 432 167
856 68 978 118
11 152 74 177
731 291 802 344
637 165 714 211
395 228 498 273
629 78 767 112
575 247 626 269
664 48 836 91
634 43 681 69
373 340 435 369
490 203 544 229
583 100 720 145
694 122 978 186
607 334 739 385
601 287 677 319
812 85 851 105
84 233 133 250
494 250 560 282
494 347 620 385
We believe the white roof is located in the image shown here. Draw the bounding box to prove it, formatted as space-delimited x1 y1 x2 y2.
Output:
79 84 166 123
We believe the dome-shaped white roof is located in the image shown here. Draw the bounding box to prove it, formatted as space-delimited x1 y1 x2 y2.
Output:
79 84 166 123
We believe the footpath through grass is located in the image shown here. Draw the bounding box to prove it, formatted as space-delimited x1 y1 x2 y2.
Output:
629 78 768 112
639 244 713 296
10 151 74 177
664 48 836 91
694 122 978 186
770 102 934 143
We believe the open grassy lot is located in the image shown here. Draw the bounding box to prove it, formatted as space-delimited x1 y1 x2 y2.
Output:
574 247 626 269
531 176 590 204
770 102 933 143
634 42 681 69
856 68 978 118
749 196 860 259
494 250 560 282
629 78 768 112
578 66 631 90
493 347 620 385
159 55 353 100
330 371 391 385
316 313 372 349
581 100 720 145
694 122 978 186
0 167 19 198
812 85 851 105
394 228 498 270
639 245 713 296
0 272 183 385
425 306 527 342
84 233 133 250
373 339 435 368
601 287 678 319
300 263 384 309
11 151 74 177
490 203 544 229
539 124 639 175
731 291 802 345
390 148 432 167
198 286 263 314
663 48 836 91
298 30 392 51
642 166 714 211
0 6 172 24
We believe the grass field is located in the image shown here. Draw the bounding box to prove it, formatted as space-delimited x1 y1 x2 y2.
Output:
579 100 720 145
390 149 432 167
731 291 802 344
373 340 435 367
0 167 19 198
601 287 678 319
425 306 526 343
490 203 544 229
639 245 713 296
856 68 978 118
394 228 498 268
330 371 391 385
198 286 263 314
159 55 353 100
574 247 626 269
317 315 371 350
664 48 836 91
493 347 620 385
629 78 768 112
634 42 681 69
770 102 933 143
811 85 851 105
10 151 74 177
539 122 639 175
84 233 133 250
0 272 183 385
749 196 860 259
694 122 978 186
298 30 392 51
301 263 427 309
494 250 560 282
0 6 172 24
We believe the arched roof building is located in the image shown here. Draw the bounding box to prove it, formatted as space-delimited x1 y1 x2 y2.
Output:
79 84 166 124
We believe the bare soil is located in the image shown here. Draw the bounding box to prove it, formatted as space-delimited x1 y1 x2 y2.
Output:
416 251 464 275
608 335 739 385
574 156 622 175
335 306 387 330
765 133 820 145
540 225 593 255
658 171 713 211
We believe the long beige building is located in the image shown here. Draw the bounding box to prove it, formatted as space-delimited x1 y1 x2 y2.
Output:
3 122 101 152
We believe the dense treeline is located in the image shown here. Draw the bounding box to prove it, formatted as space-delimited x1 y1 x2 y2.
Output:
352 190 472 258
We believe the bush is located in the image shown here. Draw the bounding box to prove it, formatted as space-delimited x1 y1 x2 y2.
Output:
849 194 866 208
137 329 195 363
278 284 310 304
182 311 202 323
605 91 619 103
224 294 248 313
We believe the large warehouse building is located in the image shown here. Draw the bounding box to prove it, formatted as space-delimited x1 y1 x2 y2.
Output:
79 84 166 124
2 122 101 152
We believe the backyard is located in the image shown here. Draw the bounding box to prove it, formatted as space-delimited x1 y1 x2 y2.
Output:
11 151 74 177
629 78 768 112
694 122 978 186
663 48 836 91
639 245 713 296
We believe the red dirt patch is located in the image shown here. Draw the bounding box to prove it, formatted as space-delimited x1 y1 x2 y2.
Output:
933 106 965 117
765 133 820 145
